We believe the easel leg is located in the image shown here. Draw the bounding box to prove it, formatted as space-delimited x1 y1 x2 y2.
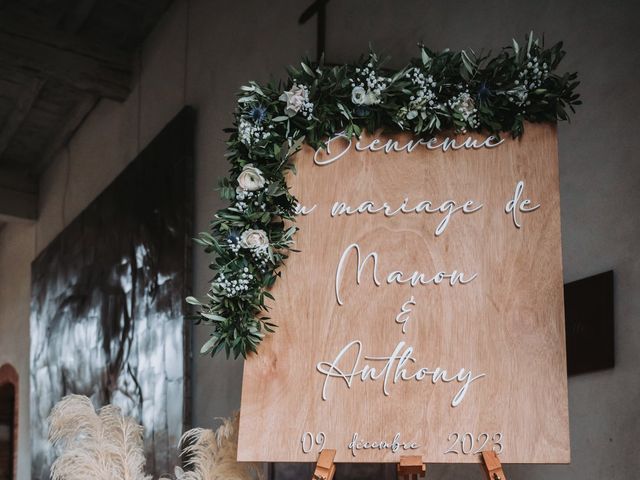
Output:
397 455 426 480
312 449 336 480
481 450 507 480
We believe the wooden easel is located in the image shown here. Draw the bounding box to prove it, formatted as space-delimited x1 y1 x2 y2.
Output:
481 450 507 480
310 449 505 480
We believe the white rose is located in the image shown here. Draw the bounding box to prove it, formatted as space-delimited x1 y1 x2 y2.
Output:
364 90 380 105
240 229 269 249
237 164 266 191
351 86 366 105
279 84 307 117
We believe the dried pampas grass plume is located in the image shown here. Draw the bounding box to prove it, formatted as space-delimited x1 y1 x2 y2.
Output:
178 412 264 480
48 394 151 480
48 395 262 480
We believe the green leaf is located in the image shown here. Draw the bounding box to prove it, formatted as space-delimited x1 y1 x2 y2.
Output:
253 84 265 97
421 48 431 66
202 312 225 322
461 50 476 74
301 62 314 77
186 296 201 305
337 102 351 120
200 336 217 354
263 291 275 300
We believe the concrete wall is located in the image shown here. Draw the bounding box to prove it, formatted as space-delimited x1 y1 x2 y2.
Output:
0 0 638 478
0 223 34 479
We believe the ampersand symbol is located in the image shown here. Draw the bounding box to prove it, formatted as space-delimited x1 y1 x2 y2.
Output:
395 296 416 334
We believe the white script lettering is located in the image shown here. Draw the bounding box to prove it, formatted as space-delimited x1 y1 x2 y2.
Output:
294 203 317 215
505 180 540 228
335 243 477 305
314 132 505 166
348 432 419 457
331 197 482 236
316 340 486 407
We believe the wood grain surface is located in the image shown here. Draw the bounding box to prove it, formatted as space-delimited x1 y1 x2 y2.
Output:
238 123 569 464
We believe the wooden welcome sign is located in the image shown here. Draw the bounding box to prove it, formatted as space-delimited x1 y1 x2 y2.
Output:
238 123 570 464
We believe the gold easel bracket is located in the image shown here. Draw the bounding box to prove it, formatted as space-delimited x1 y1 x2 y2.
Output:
481 450 507 480
397 455 426 480
312 449 336 480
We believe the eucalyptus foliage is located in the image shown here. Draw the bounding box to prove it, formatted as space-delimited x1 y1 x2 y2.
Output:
189 33 580 359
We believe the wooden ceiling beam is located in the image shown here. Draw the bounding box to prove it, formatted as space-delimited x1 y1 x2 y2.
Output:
0 77 45 157
60 0 99 33
0 10 132 101
33 93 98 174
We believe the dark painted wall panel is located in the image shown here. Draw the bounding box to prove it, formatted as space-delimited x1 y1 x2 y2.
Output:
29 107 194 479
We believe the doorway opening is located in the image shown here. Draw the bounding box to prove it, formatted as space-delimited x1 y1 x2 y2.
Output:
0 364 18 480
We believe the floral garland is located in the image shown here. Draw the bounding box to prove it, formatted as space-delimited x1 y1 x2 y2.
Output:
187 33 580 359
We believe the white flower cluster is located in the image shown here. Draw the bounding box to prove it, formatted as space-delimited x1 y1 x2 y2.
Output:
234 189 266 213
226 236 241 254
235 164 267 211
448 91 480 130
279 84 314 119
226 227 271 256
508 53 549 107
225 162 273 263
233 189 253 212
238 118 269 146
250 244 270 270
399 67 440 120
350 62 389 106
216 269 253 297
506 86 529 107
518 54 549 89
